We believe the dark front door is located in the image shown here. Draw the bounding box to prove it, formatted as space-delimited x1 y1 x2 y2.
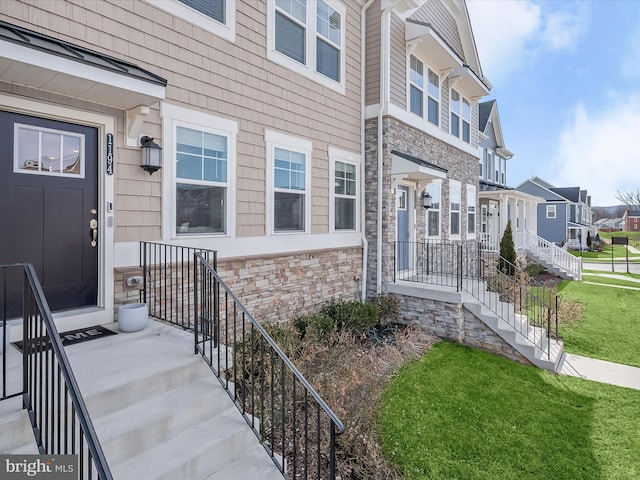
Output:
0 110 98 315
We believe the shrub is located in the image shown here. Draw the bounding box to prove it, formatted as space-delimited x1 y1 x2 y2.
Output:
370 293 400 326
320 298 380 335
526 263 546 278
499 220 517 275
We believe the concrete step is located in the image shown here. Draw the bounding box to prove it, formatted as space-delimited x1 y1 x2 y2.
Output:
203 444 284 480
96 376 230 464
111 407 258 480
67 320 282 480
0 396 36 453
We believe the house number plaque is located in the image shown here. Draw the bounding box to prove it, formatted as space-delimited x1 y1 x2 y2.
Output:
106 133 114 175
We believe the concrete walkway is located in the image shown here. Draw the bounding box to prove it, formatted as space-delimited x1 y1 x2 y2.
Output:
559 353 640 390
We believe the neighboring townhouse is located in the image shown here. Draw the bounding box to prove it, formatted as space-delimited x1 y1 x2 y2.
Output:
623 209 640 232
364 0 491 295
0 0 367 328
516 177 594 249
476 99 541 252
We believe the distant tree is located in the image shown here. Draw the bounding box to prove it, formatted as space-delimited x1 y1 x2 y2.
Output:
499 220 517 275
615 190 640 210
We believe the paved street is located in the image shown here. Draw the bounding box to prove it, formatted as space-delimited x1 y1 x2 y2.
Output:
582 261 640 274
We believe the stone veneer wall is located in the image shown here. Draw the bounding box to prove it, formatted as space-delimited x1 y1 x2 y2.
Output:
364 116 479 298
114 246 362 324
391 292 531 365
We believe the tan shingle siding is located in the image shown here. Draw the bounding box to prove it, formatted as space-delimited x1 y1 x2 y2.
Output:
1 0 363 242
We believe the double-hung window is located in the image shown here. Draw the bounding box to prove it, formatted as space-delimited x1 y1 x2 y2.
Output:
450 89 470 142
271 0 345 91
409 55 439 125
175 126 228 235
478 147 484 179
450 180 461 237
331 147 358 231
267 130 311 234
467 184 476 236
426 180 441 237
148 0 235 41
546 205 556 219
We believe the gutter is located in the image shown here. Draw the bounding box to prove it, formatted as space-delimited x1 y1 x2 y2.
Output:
360 0 375 301
377 6 392 294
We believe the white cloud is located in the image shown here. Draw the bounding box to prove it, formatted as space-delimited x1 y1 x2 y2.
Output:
540 7 589 52
551 100 640 206
467 0 589 83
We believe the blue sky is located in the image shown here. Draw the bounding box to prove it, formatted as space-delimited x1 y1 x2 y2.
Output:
467 0 640 206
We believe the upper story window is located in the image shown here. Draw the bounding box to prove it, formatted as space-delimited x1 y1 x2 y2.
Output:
266 130 312 234
546 204 556 219
269 0 345 93
148 0 235 41
450 89 471 143
178 0 224 22
330 147 359 231
495 155 500 183
426 180 441 238
500 157 506 185
409 55 440 126
478 147 484 179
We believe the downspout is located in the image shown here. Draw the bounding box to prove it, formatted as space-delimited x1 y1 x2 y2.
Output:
377 6 393 295
360 0 375 301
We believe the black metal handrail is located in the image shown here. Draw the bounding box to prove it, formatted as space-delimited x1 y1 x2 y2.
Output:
394 240 559 357
140 241 217 330
0 263 112 479
193 252 345 480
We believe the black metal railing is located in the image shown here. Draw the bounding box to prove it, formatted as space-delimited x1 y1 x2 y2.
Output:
194 252 344 480
140 241 217 330
394 240 559 358
0 263 112 479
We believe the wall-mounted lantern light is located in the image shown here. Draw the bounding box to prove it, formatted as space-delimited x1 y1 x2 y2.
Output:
422 191 432 209
140 136 162 175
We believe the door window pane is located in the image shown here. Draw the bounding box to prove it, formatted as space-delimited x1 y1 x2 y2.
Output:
15 124 84 177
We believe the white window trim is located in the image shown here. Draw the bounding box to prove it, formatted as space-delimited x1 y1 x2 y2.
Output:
147 0 235 42
426 179 441 239
266 0 346 94
449 179 461 240
407 54 440 126
266 129 312 235
161 103 238 241
546 204 557 219
329 146 360 233
467 184 476 238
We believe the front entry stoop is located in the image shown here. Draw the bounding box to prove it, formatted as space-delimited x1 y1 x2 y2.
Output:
64 320 284 480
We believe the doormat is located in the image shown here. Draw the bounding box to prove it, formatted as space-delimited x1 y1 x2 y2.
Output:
12 325 117 354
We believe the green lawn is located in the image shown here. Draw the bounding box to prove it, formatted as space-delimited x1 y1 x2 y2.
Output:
581 274 640 289
558 280 640 367
598 231 640 248
378 342 640 480
570 244 640 259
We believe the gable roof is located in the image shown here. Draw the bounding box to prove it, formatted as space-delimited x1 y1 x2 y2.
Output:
550 187 580 203
627 210 640 217
478 100 494 132
515 178 567 202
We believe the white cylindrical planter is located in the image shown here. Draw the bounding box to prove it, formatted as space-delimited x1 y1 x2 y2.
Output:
118 303 149 333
